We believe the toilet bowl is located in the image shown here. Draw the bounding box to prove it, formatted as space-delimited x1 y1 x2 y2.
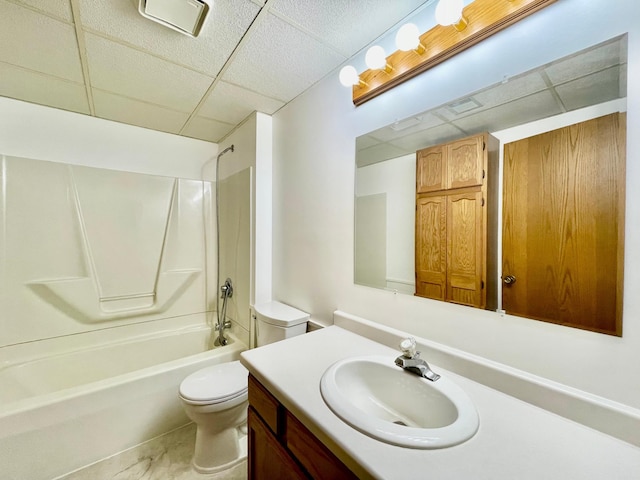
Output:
179 301 309 473
179 360 249 473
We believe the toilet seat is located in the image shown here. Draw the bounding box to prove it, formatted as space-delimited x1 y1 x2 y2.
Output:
179 360 248 405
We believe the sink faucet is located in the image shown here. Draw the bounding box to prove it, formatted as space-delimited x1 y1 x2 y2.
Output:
395 337 440 382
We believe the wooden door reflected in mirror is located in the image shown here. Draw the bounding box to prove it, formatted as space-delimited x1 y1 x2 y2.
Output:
502 113 626 336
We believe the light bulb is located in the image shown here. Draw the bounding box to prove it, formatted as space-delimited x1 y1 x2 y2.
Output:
395 23 426 54
339 65 359 86
435 0 464 26
365 46 387 70
396 23 420 51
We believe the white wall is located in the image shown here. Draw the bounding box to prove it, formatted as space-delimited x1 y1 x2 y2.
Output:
0 97 216 179
272 0 640 410
356 154 415 288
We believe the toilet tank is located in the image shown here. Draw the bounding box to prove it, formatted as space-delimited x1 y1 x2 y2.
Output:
254 301 309 346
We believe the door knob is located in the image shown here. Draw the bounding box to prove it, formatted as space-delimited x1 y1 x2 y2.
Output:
503 275 516 285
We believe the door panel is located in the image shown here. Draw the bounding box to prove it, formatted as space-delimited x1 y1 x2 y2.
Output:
447 136 484 189
415 195 446 299
447 190 483 307
502 113 625 335
416 145 445 193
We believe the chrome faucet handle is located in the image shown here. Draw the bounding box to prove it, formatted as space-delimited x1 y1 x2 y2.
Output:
215 320 232 331
399 337 418 358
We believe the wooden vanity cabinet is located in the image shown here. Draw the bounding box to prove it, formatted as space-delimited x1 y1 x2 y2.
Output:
247 374 358 480
415 133 498 309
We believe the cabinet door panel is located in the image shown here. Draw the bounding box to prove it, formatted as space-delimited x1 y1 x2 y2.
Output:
447 135 484 189
416 145 445 193
286 412 358 480
447 191 484 307
415 195 446 299
248 407 308 480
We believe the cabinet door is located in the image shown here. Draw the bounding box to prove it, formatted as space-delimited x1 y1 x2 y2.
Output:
416 145 445 193
447 190 484 307
248 407 308 480
446 135 485 189
415 195 446 299
286 412 358 480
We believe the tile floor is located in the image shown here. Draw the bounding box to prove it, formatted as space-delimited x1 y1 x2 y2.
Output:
58 424 247 480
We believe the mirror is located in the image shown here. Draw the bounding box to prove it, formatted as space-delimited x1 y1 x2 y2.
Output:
354 35 627 324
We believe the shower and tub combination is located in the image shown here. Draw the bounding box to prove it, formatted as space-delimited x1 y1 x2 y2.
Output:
0 145 256 480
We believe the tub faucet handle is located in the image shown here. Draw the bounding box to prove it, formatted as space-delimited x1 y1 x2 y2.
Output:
215 320 232 331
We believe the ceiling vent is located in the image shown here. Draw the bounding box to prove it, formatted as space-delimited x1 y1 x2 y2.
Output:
447 97 482 115
138 0 211 37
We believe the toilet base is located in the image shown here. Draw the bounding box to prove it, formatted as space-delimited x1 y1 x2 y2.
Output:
191 426 247 474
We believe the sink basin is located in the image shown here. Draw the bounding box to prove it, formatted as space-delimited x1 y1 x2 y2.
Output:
320 355 479 449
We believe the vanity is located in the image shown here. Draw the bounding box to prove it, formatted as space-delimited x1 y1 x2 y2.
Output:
240 315 640 479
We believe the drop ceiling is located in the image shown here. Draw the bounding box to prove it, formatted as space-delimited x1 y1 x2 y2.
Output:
356 35 628 167
0 0 431 143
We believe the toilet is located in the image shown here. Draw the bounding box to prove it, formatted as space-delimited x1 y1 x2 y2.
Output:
178 301 309 473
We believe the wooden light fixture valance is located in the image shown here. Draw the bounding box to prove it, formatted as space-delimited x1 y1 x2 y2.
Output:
352 0 558 106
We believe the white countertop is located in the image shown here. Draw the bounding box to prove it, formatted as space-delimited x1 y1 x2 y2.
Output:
240 326 640 480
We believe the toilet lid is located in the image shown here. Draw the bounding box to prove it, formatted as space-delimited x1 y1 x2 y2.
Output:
179 360 248 404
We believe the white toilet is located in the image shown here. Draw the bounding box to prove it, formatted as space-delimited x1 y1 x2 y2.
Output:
178 301 309 473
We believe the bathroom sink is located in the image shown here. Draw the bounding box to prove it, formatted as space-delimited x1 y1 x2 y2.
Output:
320 355 479 449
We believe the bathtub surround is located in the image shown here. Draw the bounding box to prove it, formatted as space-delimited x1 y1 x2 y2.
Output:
0 155 208 345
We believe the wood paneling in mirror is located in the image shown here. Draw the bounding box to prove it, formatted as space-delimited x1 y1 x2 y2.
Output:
502 113 626 336
353 0 558 106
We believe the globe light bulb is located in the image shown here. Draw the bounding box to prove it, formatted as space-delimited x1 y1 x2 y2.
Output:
396 23 420 51
365 46 387 70
339 65 360 86
435 0 464 26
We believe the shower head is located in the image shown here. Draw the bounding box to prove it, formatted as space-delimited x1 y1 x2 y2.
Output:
217 144 235 160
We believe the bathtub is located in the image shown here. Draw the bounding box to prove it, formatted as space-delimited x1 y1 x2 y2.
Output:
0 323 246 480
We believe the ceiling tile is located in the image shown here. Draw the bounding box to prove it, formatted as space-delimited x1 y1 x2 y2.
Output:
0 0 83 81
356 134 380 151
544 39 624 86
17 0 73 22
555 66 623 112
452 90 563 134
270 0 428 56
0 61 89 114
182 116 235 143
356 142 407 167
389 123 465 152
463 72 547 114
222 12 345 101
367 112 445 142
78 0 260 76
198 81 285 124
92 90 190 134
84 33 213 112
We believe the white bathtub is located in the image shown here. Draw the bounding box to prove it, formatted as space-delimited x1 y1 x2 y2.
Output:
0 323 246 480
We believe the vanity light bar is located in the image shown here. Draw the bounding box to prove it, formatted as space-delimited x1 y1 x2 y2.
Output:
348 0 557 106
